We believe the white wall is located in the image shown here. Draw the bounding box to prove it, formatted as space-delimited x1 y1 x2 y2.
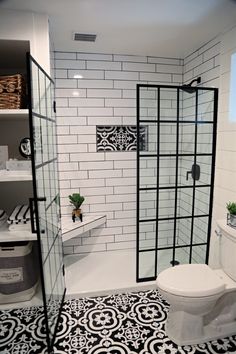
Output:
55 29 236 264
0 8 50 73
182 37 221 265
54 52 183 255
210 26 236 268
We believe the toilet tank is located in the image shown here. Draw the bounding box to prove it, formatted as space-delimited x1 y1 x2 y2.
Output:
217 220 236 281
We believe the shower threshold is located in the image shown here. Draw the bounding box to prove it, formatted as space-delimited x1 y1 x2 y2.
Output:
64 249 157 298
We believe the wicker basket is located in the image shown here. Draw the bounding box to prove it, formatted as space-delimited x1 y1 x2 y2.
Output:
0 74 26 109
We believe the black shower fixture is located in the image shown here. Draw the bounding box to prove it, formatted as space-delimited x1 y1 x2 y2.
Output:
181 77 201 93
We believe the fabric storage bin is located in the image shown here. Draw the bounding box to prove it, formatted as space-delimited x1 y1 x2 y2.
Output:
0 241 39 304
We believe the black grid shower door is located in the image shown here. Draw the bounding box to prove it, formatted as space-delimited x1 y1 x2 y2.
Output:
27 54 66 350
136 84 218 282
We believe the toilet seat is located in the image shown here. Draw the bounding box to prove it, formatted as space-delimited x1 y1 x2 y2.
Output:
157 264 225 297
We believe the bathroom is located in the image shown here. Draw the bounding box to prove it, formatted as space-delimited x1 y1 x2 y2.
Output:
0 0 236 353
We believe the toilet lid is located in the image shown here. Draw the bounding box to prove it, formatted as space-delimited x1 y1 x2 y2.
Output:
157 264 225 297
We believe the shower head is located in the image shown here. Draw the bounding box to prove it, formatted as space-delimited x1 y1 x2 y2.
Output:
181 77 201 94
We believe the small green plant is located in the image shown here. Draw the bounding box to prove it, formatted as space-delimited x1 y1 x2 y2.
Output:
226 202 236 215
69 193 85 210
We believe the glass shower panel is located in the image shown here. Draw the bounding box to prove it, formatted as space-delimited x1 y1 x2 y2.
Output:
158 220 174 248
176 218 192 246
157 249 173 273
28 54 65 350
192 217 209 245
139 221 156 247
178 123 195 154
138 251 156 279
160 88 178 121
180 90 196 122
38 69 47 118
197 123 214 154
137 84 217 282
139 87 158 121
139 122 157 155
139 156 157 189
33 115 43 166
177 188 193 217
195 155 212 185
175 247 191 264
139 190 156 221
191 245 207 263
159 189 175 219
194 187 211 215
159 157 176 188
31 63 40 114
198 90 214 122
178 155 195 187
159 123 177 154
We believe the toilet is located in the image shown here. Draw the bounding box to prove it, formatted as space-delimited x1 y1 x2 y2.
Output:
156 220 236 346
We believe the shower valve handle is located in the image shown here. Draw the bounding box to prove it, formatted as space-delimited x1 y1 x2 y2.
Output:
186 164 200 181
186 170 192 180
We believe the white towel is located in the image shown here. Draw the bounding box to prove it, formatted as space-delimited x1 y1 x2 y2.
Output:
7 205 31 225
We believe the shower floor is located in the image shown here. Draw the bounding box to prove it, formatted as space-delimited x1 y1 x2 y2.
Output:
64 248 188 297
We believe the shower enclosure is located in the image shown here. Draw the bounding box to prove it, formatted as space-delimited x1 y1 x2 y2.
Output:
136 84 218 282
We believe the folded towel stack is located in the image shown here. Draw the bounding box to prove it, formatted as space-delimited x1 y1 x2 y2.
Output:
7 205 32 232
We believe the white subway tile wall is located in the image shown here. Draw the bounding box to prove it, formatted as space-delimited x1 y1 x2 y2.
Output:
55 52 183 255
210 27 236 268
182 38 221 264
55 41 224 260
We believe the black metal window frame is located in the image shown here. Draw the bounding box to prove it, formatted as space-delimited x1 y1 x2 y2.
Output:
136 84 218 283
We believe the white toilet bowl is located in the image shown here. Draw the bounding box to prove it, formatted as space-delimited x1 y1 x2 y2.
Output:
157 263 236 345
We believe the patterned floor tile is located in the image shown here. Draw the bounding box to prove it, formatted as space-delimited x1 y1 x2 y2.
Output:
1 290 236 354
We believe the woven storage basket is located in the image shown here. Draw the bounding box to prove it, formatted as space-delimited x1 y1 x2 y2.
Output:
0 74 26 109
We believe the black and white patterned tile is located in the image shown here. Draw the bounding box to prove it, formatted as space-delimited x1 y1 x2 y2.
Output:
96 125 148 152
1 290 236 353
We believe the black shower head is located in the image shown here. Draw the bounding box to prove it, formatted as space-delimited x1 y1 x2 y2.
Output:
181 77 201 94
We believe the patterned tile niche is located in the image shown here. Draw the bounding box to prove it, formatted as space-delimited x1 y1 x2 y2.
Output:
96 125 148 152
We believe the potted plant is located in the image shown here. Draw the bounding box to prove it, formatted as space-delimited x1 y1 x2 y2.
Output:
226 201 236 227
69 193 85 222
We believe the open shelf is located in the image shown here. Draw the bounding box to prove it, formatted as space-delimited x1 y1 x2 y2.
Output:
0 223 37 243
0 109 28 120
61 214 107 242
0 170 32 182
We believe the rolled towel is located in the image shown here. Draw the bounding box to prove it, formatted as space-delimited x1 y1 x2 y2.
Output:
7 205 31 225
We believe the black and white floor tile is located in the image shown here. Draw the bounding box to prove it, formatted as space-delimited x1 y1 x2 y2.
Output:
1 290 236 353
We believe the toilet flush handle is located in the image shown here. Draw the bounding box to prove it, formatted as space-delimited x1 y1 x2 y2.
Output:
215 229 222 237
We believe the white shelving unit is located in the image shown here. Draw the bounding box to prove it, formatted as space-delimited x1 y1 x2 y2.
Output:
0 170 32 182
0 222 37 242
0 109 28 120
62 214 107 242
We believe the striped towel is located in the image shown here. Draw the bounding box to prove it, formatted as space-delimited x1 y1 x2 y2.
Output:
7 205 31 225
0 210 7 227
0 210 7 221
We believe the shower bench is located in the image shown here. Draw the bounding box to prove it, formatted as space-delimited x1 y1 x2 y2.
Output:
61 214 107 242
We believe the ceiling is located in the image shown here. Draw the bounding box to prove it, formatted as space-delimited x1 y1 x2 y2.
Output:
1 0 236 58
